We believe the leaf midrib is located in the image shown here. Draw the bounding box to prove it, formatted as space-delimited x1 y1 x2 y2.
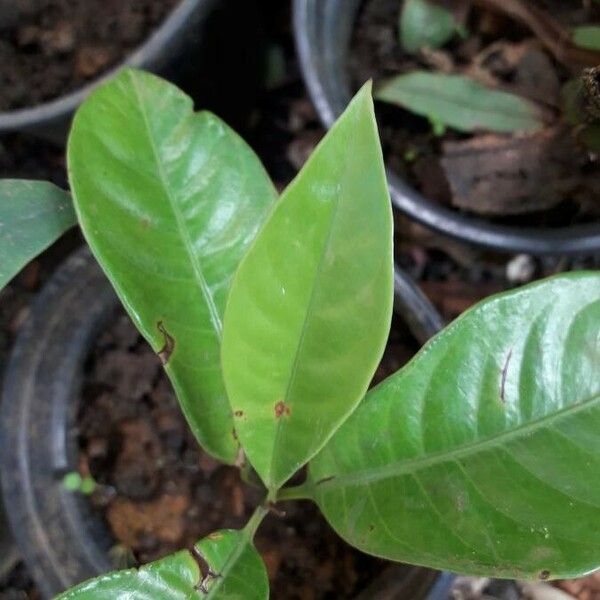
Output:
266 147 350 488
203 537 249 599
129 72 223 340
203 512 265 599
312 390 600 492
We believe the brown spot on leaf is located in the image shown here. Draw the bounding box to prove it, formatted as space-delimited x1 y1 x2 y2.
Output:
208 531 223 541
315 475 335 486
234 410 244 417
274 400 291 419
157 321 175 365
539 570 551 580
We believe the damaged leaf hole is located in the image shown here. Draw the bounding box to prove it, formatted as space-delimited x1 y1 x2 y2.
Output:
191 545 222 594
156 320 175 365
539 570 551 580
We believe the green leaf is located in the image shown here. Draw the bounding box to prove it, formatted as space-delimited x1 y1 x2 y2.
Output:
0 180 75 290
400 0 457 53
67 69 277 464
573 25 600 51
55 550 201 599
306 273 600 580
55 527 269 599
580 123 600 152
195 529 269 599
375 72 546 133
221 82 394 490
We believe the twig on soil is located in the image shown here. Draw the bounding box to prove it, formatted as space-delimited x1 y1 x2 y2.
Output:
470 0 600 71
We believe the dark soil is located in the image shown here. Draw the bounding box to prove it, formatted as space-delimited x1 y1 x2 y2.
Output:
0 561 40 600
0 0 180 111
75 309 423 599
350 0 600 225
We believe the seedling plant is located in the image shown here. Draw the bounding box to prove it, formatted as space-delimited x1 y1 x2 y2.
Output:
0 69 599 599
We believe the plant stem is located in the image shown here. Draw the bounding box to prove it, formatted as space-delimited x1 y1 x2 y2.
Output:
244 503 269 539
276 482 313 502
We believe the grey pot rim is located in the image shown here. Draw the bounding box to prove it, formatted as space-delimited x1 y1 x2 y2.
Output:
0 0 215 133
292 0 600 256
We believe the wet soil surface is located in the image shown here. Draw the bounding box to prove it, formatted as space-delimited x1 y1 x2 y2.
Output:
0 0 180 110
350 0 600 226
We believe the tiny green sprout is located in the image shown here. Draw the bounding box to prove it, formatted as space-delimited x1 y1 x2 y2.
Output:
79 476 97 495
428 113 447 137
62 472 82 492
403 147 419 162
108 544 137 570
62 472 96 495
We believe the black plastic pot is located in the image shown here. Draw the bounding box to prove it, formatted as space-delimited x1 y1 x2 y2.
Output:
292 0 600 255
0 248 118 597
0 494 19 580
0 0 264 144
0 247 450 598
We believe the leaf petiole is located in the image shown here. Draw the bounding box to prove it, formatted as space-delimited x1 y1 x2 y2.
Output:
276 483 313 502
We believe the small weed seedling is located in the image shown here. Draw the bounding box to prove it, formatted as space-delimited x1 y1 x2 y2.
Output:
378 0 600 148
0 69 599 598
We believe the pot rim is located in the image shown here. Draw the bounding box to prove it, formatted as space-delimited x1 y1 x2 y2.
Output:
0 0 217 132
292 0 600 255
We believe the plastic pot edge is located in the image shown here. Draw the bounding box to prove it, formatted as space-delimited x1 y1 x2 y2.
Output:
292 0 600 255
0 0 221 143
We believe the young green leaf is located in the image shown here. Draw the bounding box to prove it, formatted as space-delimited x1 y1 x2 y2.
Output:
55 527 269 599
376 72 546 133
573 26 600 51
221 82 394 491
68 69 277 464
55 549 201 599
400 0 458 53
195 529 269 599
0 180 75 290
304 273 600 580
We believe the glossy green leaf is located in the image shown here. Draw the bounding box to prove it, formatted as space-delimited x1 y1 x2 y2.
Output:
55 549 201 599
305 273 600 580
400 0 457 53
0 180 75 290
221 82 394 490
573 26 600 51
376 72 546 133
195 529 269 599
55 527 269 599
67 69 277 464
